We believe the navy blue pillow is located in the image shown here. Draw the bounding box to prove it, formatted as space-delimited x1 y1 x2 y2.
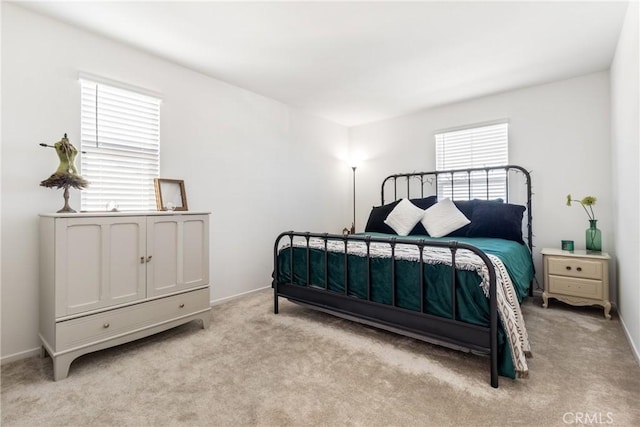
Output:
364 200 401 234
410 195 438 210
467 203 526 243
473 198 504 207
442 199 504 237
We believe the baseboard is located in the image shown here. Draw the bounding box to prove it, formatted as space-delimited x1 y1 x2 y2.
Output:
1 347 41 365
619 311 640 366
210 286 271 306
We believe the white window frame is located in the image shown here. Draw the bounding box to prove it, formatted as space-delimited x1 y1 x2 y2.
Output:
435 121 509 200
79 74 161 212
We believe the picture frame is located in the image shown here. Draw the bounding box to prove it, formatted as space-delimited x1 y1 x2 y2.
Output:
154 178 188 211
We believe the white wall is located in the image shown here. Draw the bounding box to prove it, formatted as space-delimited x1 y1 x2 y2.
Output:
349 72 613 294
611 2 639 362
0 4 349 361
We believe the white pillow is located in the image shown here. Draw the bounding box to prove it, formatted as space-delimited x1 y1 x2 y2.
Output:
383 199 425 236
420 198 471 238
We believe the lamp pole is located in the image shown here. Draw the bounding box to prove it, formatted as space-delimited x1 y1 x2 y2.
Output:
351 166 357 234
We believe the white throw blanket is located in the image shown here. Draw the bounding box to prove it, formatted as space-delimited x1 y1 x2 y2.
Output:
287 238 531 378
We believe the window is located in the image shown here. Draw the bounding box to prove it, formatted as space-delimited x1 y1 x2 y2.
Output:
435 121 508 200
80 76 161 211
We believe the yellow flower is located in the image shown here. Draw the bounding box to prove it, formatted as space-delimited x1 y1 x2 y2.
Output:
581 196 597 206
566 194 597 221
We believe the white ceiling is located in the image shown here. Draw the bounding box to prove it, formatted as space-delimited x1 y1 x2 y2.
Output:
16 1 629 127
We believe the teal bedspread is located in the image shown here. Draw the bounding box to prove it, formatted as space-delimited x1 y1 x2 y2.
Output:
364 233 534 302
276 233 534 379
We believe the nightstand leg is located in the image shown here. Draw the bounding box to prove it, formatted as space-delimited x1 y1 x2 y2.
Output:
604 301 611 320
542 292 549 308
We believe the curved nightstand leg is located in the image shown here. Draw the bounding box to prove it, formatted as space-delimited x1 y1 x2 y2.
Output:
604 301 612 320
542 292 549 308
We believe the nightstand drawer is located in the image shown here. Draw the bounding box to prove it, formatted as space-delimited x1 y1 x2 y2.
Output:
548 276 602 299
547 256 602 280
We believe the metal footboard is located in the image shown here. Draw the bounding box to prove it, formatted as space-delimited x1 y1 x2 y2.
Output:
272 231 499 388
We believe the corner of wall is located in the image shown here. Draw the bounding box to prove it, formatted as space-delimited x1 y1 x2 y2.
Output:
610 0 640 366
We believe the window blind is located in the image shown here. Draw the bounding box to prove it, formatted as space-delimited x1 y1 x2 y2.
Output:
435 122 508 200
80 78 161 211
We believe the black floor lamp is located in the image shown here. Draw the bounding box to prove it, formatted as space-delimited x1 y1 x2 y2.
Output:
350 165 357 234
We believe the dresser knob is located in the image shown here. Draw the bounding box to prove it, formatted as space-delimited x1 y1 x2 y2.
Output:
565 266 572 270
577 267 582 272
179 303 185 308
103 323 110 328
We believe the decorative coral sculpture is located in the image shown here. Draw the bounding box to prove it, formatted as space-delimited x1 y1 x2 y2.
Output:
40 133 89 212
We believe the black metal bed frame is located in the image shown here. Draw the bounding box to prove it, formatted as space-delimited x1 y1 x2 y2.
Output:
272 165 532 388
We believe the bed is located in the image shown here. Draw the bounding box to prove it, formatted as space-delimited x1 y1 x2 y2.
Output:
272 165 534 388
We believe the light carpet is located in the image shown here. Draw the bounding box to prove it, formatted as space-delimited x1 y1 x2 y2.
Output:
2 289 639 426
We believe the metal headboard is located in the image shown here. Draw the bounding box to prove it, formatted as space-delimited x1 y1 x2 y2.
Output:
381 165 533 252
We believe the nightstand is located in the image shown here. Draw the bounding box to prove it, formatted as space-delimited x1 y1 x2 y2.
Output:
541 248 611 319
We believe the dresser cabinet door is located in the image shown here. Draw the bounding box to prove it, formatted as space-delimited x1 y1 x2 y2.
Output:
55 217 146 317
146 215 209 297
181 215 209 288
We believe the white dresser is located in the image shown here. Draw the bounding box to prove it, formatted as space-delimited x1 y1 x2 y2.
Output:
39 211 211 380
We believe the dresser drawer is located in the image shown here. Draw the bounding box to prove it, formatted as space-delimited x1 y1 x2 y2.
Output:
56 288 209 351
548 276 602 299
547 256 602 280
